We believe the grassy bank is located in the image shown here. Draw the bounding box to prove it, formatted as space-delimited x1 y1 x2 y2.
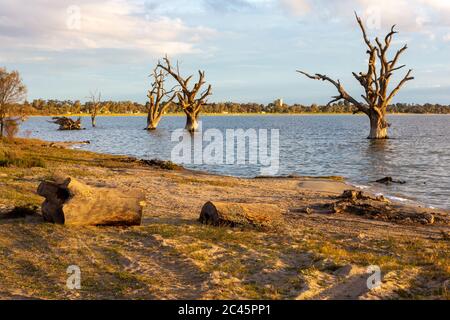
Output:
0 138 449 299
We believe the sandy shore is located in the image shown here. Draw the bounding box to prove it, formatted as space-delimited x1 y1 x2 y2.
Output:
0 138 449 299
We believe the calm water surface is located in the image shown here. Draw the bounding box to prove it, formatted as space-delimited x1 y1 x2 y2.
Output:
20 115 450 209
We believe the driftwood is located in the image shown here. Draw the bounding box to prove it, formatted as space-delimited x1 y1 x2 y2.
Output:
199 201 283 228
291 189 448 226
51 117 83 130
47 140 90 149
375 177 406 185
0 204 39 220
331 190 440 225
37 177 145 226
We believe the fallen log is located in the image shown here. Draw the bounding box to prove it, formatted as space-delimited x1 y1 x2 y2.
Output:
37 177 145 226
330 190 441 225
50 117 83 130
375 177 406 185
48 140 90 149
340 189 388 202
199 201 283 228
0 205 39 220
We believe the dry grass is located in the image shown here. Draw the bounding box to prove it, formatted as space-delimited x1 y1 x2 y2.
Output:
0 145 46 168
0 138 448 300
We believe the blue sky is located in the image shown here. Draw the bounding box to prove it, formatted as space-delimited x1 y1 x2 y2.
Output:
1 0 450 104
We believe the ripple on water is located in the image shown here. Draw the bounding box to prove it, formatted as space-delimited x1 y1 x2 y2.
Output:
20 115 450 209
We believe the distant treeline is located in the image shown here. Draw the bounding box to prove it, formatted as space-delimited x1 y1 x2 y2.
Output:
12 99 450 115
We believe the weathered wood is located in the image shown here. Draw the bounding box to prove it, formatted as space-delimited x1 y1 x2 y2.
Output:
146 67 176 130
184 112 199 132
157 56 212 132
375 177 406 185
331 190 444 225
199 201 282 228
48 140 90 149
51 117 83 130
88 91 101 128
298 13 414 139
37 177 145 226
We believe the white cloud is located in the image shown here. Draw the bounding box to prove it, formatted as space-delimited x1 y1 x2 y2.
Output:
0 0 216 56
279 0 311 16
277 0 448 28
277 0 450 43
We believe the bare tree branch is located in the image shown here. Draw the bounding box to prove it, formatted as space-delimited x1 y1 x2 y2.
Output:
146 65 178 129
386 69 414 105
355 11 374 50
297 70 369 114
298 13 414 139
158 56 212 131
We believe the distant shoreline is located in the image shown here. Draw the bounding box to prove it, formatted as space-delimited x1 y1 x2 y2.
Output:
27 112 450 117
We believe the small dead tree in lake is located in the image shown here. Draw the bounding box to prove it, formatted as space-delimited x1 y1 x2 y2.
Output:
88 91 101 127
146 67 177 130
298 13 414 139
51 117 82 130
157 56 212 132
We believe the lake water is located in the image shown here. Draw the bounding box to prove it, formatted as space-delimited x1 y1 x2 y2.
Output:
20 115 450 209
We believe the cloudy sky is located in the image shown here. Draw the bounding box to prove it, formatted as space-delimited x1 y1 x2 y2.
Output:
1 0 450 104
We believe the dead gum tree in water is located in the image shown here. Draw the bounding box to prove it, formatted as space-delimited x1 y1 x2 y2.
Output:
88 91 101 128
298 13 414 139
157 56 212 132
146 67 176 130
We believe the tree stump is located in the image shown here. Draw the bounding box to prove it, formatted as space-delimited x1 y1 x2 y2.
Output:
37 177 145 226
199 201 283 228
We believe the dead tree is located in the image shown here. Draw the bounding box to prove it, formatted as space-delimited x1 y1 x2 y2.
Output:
146 67 177 130
157 56 212 132
0 68 27 138
88 91 101 127
298 13 414 139
51 117 82 130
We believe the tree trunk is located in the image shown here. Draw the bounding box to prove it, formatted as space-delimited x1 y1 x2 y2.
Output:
0 118 3 138
37 177 145 226
146 116 161 130
52 117 83 130
368 112 388 139
91 116 96 128
199 201 283 228
185 112 199 132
